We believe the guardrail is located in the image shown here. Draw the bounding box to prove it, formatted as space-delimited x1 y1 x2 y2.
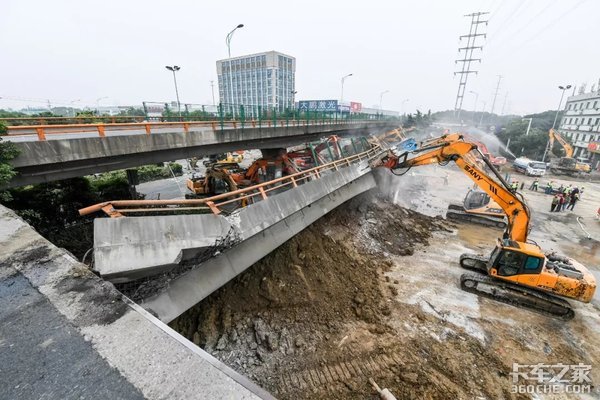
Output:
79 144 384 218
5 119 385 141
0 116 147 126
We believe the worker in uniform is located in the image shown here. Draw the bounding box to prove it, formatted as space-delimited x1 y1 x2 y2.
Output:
551 194 560 212
545 181 554 194
510 180 519 192
529 179 539 191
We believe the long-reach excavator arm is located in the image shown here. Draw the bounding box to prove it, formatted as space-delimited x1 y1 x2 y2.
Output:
373 138 531 242
549 128 573 158
371 134 595 320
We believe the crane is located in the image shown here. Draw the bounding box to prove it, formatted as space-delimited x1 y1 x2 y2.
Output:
370 134 596 319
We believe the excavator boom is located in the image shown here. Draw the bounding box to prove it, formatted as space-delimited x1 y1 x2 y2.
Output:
381 139 530 242
549 129 574 158
371 133 595 319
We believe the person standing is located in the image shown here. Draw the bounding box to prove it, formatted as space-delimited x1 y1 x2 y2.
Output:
511 180 519 192
529 179 539 191
567 192 580 211
558 193 566 212
551 194 560 212
545 181 553 194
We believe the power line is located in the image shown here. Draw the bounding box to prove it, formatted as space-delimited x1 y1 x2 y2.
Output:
487 0 560 51
453 11 489 120
486 0 589 62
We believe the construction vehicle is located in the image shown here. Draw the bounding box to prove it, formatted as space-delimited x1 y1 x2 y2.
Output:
371 134 596 319
185 163 243 199
468 139 507 169
548 129 591 175
186 150 301 199
412 133 507 228
202 151 244 167
234 150 301 186
513 157 547 176
446 188 506 228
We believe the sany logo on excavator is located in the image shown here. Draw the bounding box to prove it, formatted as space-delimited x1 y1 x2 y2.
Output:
464 165 483 181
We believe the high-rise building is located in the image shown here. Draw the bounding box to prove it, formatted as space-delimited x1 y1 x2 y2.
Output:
216 51 296 115
558 87 600 162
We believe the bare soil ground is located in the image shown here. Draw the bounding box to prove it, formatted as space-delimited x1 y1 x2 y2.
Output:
169 178 600 399
169 157 600 399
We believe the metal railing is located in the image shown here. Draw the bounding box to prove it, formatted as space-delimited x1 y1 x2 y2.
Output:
79 144 384 218
0 116 147 126
5 118 387 141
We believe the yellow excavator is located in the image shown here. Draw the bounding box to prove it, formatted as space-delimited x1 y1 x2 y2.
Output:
417 133 507 228
548 129 591 174
371 134 596 319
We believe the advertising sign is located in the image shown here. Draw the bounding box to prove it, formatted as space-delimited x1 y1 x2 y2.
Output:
298 100 338 112
350 102 362 112
588 142 600 153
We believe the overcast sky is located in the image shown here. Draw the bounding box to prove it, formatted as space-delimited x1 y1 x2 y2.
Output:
1 0 598 115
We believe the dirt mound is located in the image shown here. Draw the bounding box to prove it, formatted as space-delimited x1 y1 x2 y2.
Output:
170 192 514 399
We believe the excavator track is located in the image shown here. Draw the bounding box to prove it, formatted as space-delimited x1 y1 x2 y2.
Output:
460 273 575 320
459 253 488 273
446 204 507 229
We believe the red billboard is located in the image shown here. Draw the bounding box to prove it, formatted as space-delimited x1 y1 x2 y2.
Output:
350 102 362 112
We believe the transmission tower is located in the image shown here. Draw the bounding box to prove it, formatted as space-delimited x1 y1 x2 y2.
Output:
454 11 488 121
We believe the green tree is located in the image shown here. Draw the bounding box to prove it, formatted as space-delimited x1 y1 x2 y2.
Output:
0 135 20 200
117 107 146 117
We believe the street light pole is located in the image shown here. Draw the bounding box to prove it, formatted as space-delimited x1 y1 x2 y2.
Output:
340 73 353 104
210 80 216 106
96 96 108 116
70 99 81 117
379 90 389 117
544 84 572 162
478 101 487 127
523 117 533 136
552 84 572 129
225 24 244 117
226 24 244 59
401 98 410 115
165 65 182 118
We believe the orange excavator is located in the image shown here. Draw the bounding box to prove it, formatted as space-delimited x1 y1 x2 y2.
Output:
417 134 507 228
186 150 301 198
371 134 596 319
548 129 591 174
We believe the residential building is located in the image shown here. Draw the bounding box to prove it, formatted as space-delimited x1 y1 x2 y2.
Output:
558 87 600 162
216 51 296 115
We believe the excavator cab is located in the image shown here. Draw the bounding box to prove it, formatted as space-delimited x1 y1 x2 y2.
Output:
488 241 544 278
464 190 490 211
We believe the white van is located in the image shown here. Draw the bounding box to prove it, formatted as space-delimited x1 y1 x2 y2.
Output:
513 157 546 176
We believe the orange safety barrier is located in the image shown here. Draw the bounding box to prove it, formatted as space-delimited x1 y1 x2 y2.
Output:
78 144 384 218
5 119 378 141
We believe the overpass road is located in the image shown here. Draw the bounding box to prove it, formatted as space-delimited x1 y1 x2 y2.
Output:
4 119 396 187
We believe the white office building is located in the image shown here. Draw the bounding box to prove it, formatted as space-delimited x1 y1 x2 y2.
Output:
558 87 600 161
216 51 296 115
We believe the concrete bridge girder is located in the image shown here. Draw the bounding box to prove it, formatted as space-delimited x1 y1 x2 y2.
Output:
8 122 395 187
